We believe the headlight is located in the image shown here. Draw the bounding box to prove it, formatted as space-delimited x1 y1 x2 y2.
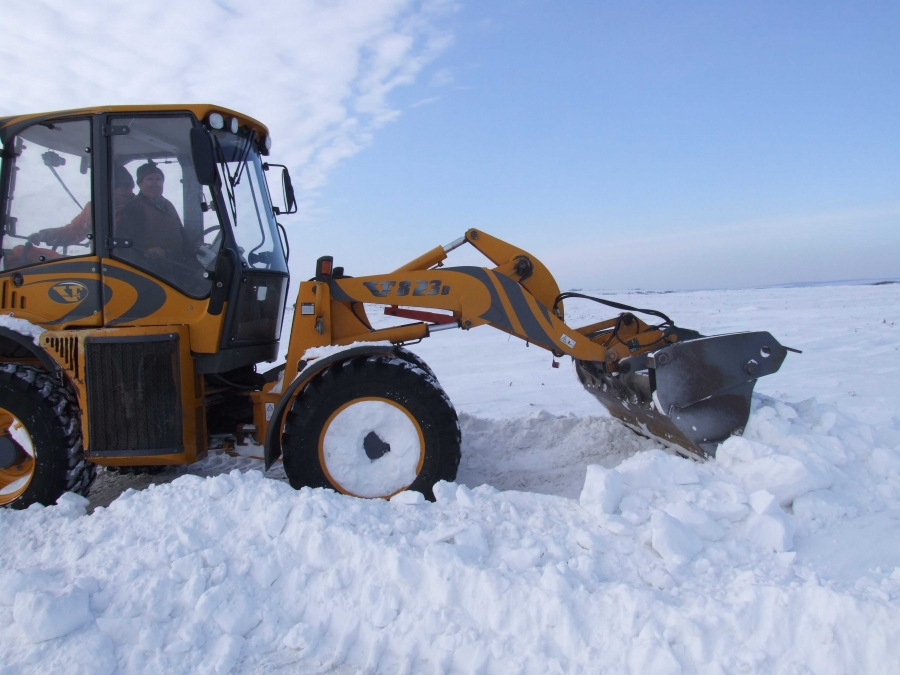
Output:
208 112 224 130
227 117 239 134
262 134 273 154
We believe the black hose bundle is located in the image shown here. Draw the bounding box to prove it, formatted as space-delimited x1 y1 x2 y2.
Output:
552 292 673 326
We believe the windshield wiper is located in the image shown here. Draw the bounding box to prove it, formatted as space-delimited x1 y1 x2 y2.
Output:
231 130 257 189
212 135 238 227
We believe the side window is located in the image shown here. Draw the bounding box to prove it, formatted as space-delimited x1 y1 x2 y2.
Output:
110 116 220 298
1 119 93 271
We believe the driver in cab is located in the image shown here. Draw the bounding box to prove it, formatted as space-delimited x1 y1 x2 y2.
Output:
117 161 189 262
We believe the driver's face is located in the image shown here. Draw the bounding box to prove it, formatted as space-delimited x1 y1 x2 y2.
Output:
138 173 164 198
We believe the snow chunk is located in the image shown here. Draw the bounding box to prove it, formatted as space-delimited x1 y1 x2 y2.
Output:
579 465 624 516
390 490 425 505
719 437 832 504
740 454 832 505
456 484 476 507
207 474 234 499
55 492 90 517
432 480 457 504
650 511 703 564
745 513 795 552
616 449 698 488
748 489 780 515
258 501 292 538
664 502 726 541
715 436 774 467
13 587 93 642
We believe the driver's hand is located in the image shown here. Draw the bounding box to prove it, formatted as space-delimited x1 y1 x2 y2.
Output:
27 231 45 245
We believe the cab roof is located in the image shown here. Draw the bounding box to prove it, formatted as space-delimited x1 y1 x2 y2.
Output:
0 104 270 145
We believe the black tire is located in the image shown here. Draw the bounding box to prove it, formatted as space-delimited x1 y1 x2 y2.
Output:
393 347 439 382
282 355 460 500
0 364 96 509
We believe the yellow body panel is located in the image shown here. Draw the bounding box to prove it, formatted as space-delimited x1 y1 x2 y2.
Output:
99 260 225 353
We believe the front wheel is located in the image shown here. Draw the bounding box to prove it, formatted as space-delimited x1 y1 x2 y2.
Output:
0 365 96 508
282 355 460 500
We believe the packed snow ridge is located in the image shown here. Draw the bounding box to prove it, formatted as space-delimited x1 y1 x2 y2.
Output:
1 284 899 674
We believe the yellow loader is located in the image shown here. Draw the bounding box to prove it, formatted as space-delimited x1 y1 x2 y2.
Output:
0 104 793 508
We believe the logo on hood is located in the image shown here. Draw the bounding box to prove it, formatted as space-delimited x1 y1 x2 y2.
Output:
48 281 88 304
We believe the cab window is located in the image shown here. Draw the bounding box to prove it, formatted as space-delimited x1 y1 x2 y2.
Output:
1 119 93 271
110 116 221 298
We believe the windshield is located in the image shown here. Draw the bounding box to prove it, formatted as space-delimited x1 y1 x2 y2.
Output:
212 131 287 273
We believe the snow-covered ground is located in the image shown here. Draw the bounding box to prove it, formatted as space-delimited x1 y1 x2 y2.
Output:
2 282 900 674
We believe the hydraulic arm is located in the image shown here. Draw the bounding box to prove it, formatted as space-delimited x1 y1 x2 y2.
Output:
270 229 791 460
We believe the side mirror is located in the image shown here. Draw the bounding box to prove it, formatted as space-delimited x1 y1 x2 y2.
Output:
263 163 298 215
282 167 297 214
190 128 217 186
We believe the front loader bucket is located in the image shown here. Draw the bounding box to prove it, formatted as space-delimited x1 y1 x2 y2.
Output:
575 331 788 458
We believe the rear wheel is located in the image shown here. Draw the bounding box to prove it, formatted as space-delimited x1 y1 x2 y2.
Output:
282 355 460 500
0 365 95 509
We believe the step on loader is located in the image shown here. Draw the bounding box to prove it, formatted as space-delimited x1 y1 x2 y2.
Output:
0 105 794 508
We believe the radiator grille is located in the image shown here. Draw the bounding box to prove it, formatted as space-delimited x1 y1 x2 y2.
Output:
86 336 182 454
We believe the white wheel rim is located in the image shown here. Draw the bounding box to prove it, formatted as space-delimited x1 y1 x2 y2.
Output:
0 412 35 500
319 398 424 498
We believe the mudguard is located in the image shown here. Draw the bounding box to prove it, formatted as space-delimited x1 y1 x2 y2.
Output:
263 344 395 471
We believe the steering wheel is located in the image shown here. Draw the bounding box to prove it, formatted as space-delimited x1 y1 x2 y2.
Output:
194 225 223 270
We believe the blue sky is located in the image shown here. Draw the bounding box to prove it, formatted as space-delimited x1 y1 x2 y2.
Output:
1 0 897 291
311 1 900 290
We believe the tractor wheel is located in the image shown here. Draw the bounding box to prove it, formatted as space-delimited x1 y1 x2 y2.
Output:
0 364 96 509
282 354 460 500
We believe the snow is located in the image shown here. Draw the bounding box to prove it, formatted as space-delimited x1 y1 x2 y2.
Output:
301 341 393 361
13 587 93 643
578 465 624 516
0 315 44 345
1 282 900 673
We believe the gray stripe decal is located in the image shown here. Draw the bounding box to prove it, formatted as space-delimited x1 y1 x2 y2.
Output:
327 277 357 302
103 267 167 325
537 300 554 324
491 272 556 349
444 266 514 334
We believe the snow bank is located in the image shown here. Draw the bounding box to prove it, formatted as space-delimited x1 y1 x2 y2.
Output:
2 392 900 673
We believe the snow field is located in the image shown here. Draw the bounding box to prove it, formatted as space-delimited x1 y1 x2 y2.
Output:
0 282 899 673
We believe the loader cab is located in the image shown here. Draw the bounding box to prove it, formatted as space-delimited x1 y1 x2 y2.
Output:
0 106 291 373
104 111 291 370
